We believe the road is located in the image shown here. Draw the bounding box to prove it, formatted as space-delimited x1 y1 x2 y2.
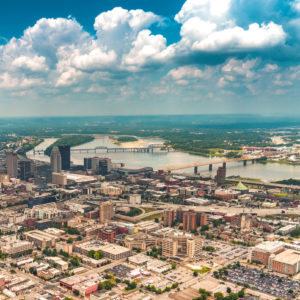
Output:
146 200 300 216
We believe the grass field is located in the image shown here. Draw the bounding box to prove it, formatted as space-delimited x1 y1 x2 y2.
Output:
142 212 163 221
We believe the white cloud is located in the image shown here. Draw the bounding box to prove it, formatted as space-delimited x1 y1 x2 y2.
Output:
0 0 295 105
175 0 286 53
11 55 48 72
291 0 300 12
0 73 19 89
167 66 206 80
175 0 232 23
94 7 159 32
192 22 285 51
122 30 173 70
263 64 278 72
222 59 257 78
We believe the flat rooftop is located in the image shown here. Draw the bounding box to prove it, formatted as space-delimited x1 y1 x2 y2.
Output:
254 241 284 253
274 249 300 265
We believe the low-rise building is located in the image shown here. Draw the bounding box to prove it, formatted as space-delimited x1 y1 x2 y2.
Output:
270 249 300 275
251 241 285 265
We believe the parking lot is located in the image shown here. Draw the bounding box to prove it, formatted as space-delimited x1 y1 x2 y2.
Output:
163 267 194 284
106 264 133 278
227 265 300 299
200 241 250 264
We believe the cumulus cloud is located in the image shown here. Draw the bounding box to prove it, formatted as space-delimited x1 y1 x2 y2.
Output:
175 0 286 53
0 0 299 107
122 30 174 70
11 55 48 72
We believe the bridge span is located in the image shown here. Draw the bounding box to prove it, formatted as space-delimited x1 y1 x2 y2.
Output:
32 144 167 155
163 155 263 172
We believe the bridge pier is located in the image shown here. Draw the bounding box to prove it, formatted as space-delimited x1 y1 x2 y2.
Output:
194 166 198 174
243 160 247 166
223 162 226 168
209 164 213 171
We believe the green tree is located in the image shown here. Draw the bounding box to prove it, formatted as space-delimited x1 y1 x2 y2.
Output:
214 292 224 300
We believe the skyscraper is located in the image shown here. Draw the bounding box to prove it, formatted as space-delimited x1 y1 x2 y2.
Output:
58 145 70 170
50 146 62 173
99 201 114 223
99 158 112 175
216 166 226 184
84 157 93 170
19 159 34 181
6 151 18 178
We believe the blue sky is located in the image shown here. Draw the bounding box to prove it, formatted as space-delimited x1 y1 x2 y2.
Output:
1 0 300 116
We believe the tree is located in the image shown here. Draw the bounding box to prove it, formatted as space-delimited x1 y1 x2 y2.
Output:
237 289 245 298
200 225 209 232
214 292 224 300
73 289 79 296
67 237 73 244
226 287 231 294
29 267 37 275
94 251 100 260
70 257 80 267
193 271 198 277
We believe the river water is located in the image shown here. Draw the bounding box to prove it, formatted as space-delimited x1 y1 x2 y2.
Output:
27 137 300 181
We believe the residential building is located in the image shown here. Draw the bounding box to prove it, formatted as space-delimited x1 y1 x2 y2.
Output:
183 211 197 231
164 208 175 227
162 238 178 258
99 201 114 223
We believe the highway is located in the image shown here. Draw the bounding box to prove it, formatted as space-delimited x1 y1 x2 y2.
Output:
146 201 300 216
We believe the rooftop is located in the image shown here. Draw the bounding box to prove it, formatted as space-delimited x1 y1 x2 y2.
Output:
254 241 284 253
273 249 300 265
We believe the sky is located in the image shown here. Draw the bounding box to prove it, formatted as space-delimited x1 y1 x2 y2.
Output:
1 0 300 116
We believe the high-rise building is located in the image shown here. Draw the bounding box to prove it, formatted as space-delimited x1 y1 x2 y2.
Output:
187 237 203 258
99 201 114 223
99 158 112 175
50 146 62 173
84 157 103 173
215 166 226 184
58 145 70 170
6 151 18 178
200 213 207 226
196 212 207 227
183 211 197 231
92 157 101 172
162 238 178 258
19 159 34 181
176 208 184 223
163 209 175 227
84 158 92 170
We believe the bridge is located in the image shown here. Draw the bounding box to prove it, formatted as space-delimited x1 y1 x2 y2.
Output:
32 144 167 155
163 155 263 172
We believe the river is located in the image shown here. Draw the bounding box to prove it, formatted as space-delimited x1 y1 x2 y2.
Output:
27 137 300 181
